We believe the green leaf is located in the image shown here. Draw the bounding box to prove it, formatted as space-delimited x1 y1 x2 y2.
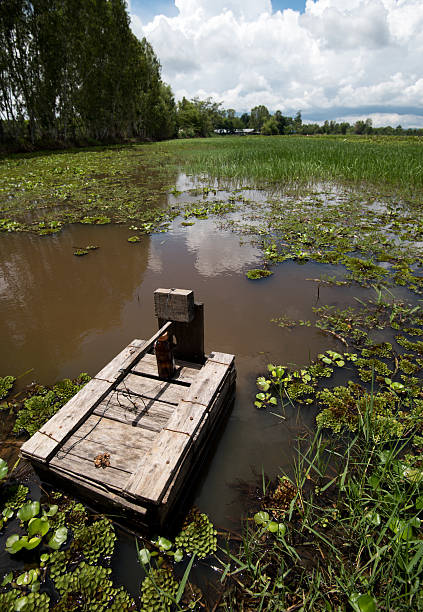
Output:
349 593 377 612
156 536 173 551
14 596 29 611
44 505 58 517
254 511 270 525
2 507 14 520
17 569 38 586
1 572 13 586
277 523 286 537
21 536 42 550
174 549 184 563
6 534 24 554
256 377 270 391
267 521 279 533
0 458 8 480
138 548 151 565
415 495 423 510
47 526 68 550
28 517 50 538
17 501 40 522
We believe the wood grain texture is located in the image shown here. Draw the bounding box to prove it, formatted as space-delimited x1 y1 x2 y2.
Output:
154 288 194 323
93 391 173 432
117 373 185 406
123 354 234 504
73 415 157 451
50 452 129 491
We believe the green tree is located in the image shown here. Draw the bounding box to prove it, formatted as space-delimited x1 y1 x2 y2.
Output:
250 105 270 132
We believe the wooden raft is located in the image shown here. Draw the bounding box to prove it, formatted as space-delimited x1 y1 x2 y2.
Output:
20 289 236 526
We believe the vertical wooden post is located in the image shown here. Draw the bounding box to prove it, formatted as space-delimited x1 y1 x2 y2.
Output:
154 289 205 364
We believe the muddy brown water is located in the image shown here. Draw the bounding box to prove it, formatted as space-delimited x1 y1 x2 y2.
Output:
0 178 400 598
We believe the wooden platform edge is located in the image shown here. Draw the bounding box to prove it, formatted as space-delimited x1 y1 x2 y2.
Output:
20 323 172 464
123 353 235 505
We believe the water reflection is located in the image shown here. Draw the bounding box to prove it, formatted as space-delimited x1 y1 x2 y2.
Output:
0 178 387 530
0 225 150 384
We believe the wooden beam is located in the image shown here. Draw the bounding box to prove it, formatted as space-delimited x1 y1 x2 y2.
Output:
123 353 234 504
154 288 194 323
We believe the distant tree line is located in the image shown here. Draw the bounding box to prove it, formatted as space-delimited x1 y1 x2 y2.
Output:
0 0 177 147
175 100 423 138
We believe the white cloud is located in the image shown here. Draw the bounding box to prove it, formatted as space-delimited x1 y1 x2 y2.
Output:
130 0 423 127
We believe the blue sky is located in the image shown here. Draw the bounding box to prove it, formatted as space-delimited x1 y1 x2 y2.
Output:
133 1 306 23
130 0 423 128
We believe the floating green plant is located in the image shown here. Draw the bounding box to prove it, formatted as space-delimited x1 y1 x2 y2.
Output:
246 268 273 280
80 215 111 225
127 235 141 243
0 376 15 400
13 373 90 437
73 249 89 256
174 512 217 559
140 568 178 611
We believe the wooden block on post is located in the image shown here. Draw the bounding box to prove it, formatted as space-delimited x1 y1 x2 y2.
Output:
159 303 204 364
154 289 194 323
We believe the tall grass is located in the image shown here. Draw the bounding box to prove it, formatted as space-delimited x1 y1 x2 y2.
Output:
162 135 423 195
220 395 423 610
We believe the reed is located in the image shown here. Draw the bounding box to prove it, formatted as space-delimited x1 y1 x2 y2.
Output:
163 135 423 196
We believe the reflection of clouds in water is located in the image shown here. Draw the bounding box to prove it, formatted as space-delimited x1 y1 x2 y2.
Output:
185 222 260 277
147 242 164 273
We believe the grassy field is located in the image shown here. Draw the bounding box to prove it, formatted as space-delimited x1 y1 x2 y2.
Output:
164 134 423 196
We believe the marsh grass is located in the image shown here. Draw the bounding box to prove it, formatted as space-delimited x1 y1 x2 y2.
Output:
164 135 423 197
221 396 423 611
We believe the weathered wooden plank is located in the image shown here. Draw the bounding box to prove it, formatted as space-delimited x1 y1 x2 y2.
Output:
208 352 235 366
180 357 233 408
20 378 112 463
93 391 173 432
58 432 150 474
124 353 234 504
124 429 189 503
93 341 146 383
154 288 194 323
50 452 129 491
73 415 157 451
161 375 236 511
45 464 149 519
117 373 185 406
132 353 201 384
165 401 207 436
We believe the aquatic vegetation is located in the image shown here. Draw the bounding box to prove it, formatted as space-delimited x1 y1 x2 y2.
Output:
127 235 141 243
246 268 273 280
73 245 99 256
0 458 7 481
5 499 67 554
174 512 218 559
221 405 423 610
140 568 178 611
0 589 50 611
80 215 111 225
54 562 135 611
13 373 90 437
0 375 15 400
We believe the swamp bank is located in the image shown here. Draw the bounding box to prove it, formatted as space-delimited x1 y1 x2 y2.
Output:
1 134 423 610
